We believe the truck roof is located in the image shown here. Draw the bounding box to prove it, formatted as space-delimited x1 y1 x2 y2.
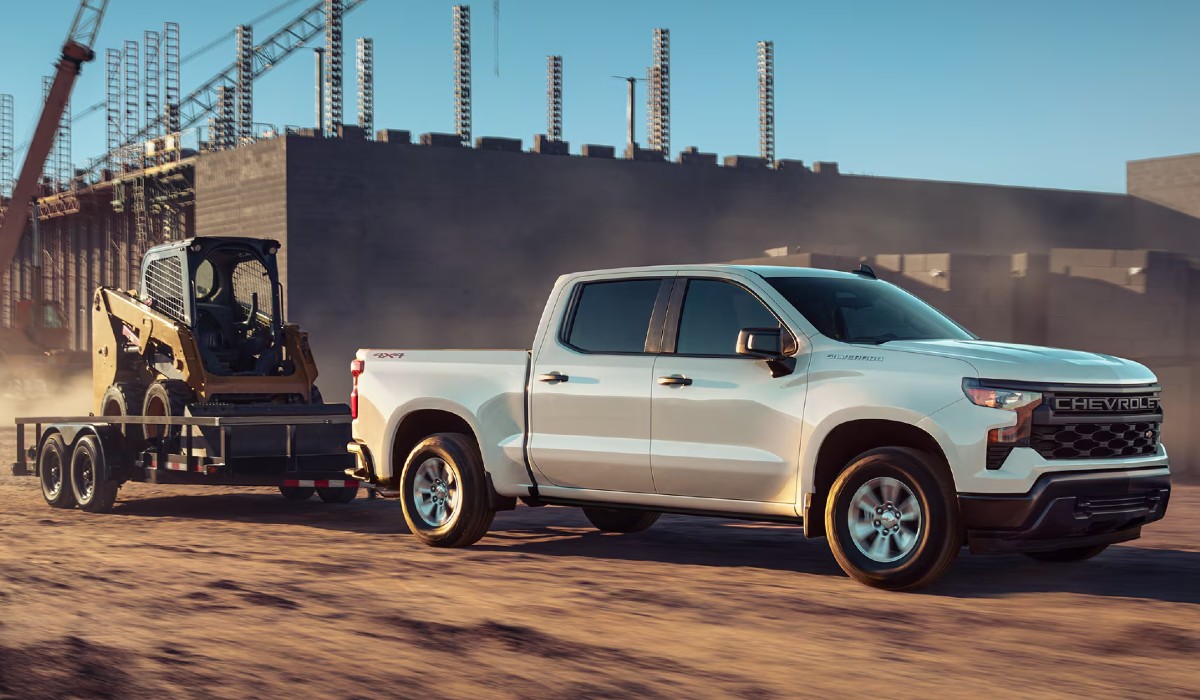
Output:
565 264 865 280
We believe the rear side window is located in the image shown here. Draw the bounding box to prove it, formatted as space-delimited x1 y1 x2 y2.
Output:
676 279 779 356
565 279 662 353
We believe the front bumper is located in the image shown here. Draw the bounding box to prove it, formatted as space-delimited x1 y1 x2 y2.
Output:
959 469 1170 554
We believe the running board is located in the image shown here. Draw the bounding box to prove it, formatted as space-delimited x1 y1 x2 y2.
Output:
528 496 805 526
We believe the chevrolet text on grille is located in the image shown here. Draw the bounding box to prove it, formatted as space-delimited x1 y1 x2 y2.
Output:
1053 396 1160 412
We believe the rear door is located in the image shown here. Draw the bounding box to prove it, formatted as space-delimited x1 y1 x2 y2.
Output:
528 275 673 493
650 276 806 503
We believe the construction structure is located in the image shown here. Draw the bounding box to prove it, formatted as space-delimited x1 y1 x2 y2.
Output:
0 94 12 198
323 0 343 138
452 5 472 147
236 24 253 142
757 40 775 164
646 28 669 156
356 37 373 135
546 55 562 143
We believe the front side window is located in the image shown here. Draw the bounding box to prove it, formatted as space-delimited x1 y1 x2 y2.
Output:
765 275 974 344
675 279 779 356
565 279 662 353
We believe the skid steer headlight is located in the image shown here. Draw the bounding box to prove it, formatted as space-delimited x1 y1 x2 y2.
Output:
962 379 1042 445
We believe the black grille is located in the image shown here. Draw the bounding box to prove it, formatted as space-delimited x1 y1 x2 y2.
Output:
1031 422 1159 460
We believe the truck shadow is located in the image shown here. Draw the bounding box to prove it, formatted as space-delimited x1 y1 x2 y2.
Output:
108 494 1200 604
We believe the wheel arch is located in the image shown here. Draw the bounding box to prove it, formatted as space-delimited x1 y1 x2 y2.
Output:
388 406 480 488
803 418 950 538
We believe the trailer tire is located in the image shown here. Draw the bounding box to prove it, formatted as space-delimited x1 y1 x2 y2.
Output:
69 435 119 514
824 447 960 591
582 507 661 533
142 380 194 446
400 433 495 548
317 485 359 503
279 486 315 501
39 433 76 509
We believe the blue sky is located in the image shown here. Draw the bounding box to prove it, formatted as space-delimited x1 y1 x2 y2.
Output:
1 0 1198 193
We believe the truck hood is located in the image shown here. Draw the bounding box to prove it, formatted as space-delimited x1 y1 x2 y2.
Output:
876 339 1157 385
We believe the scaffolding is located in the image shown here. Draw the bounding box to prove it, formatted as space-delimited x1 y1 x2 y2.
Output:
236 24 254 142
105 48 122 172
145 30 161 139
546 55 563 142
356 37 374 136
164 22 181 134
757 40 775 164
209 86 235 150
123 40 140 168
0 94 12 198
324 0 344 136
647 28 670 155
453 5 472 146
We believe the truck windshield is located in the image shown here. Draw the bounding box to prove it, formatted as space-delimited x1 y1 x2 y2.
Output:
764 275 975 344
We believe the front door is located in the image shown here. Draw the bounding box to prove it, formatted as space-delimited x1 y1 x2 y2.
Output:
650 277 806 503
529 276 671 494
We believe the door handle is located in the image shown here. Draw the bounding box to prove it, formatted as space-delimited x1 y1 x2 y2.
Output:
538 371 570 383
657 374 693 387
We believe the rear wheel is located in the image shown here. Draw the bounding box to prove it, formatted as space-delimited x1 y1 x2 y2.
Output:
317 485 360 503
69 435 118 514
582 507 661 533
142 380 194 448
1024 545 1109 563
825 447 961 590
279 486 315 501
400 433 495 548
39 433 75 509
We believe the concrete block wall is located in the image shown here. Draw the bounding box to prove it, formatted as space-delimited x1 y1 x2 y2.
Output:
1128 153 1200 219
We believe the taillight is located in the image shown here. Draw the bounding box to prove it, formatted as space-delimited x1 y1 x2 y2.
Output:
350 359 365 419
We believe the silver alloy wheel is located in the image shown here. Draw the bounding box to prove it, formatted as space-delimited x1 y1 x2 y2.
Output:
848 476 922 563
413 457 460 528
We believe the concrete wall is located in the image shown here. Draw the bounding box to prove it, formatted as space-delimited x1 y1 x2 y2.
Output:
1128 153 1200 219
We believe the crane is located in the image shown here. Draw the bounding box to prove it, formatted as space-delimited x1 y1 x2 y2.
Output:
0 0 108 286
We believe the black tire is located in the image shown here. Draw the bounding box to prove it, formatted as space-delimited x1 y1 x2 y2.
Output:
101 382 146 448
400 433 495 548
279 486 316 501
582 507 661 533
142 380 194 447
39 433 76 509
69 435 119 514
317 485 360 503
825 447 960 590
310 385 324 405
1024 545 1109 563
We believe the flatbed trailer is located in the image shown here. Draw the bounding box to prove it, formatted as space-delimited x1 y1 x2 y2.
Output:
12 410 360 512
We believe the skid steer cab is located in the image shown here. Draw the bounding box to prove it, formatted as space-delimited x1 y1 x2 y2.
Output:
6 237 360 513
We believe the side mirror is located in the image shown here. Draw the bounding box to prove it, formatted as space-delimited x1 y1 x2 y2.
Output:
736 327 797 359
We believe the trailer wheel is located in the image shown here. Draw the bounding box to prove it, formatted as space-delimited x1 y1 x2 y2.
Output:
582 507 661 533
279 486 315 501
39 433 76 509
69 435 119 514
400 433 495 548
143 380 194 446
824 447 960 591
317 485 359 503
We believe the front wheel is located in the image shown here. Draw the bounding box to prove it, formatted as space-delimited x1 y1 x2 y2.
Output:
1024 545 1109 563
582 507 660 533
825 447 961 590
400 433 495 548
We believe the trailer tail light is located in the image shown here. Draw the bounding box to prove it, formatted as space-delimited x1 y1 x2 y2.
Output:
350 359 365 419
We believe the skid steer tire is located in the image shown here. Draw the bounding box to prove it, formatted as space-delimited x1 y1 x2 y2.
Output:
101 383 147 453
142 380 194 448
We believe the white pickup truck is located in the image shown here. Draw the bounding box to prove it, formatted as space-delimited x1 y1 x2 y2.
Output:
348 264 1171 589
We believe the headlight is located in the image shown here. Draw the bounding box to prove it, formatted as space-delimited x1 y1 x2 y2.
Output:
962 380 1041 410
962 379 1043 449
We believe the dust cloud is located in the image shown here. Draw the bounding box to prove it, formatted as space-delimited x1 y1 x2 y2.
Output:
0 373 92 425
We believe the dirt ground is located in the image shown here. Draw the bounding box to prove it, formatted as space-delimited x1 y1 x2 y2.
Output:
0 427 1197 699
